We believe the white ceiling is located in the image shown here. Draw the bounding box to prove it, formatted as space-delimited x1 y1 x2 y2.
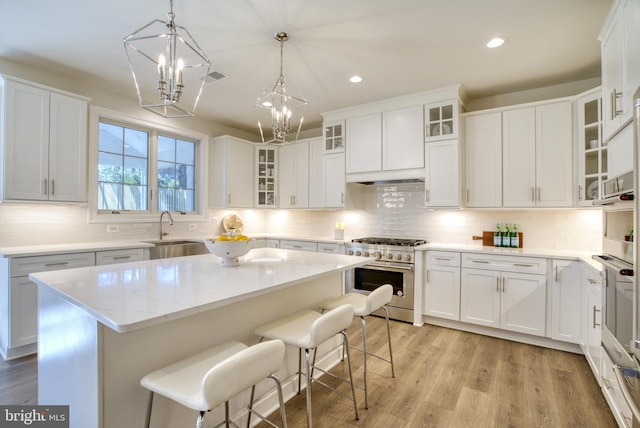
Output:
0 0 612 135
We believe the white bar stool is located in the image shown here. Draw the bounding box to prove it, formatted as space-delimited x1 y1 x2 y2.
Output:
251 304 358 428
316 284 395 409
140 340 287 428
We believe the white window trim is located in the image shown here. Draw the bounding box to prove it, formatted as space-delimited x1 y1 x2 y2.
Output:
88 105 209 223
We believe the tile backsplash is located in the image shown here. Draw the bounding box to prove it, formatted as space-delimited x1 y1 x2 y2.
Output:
0 184 602 252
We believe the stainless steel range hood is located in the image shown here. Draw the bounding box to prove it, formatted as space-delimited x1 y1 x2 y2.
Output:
355 178 425 186
346 168 426 186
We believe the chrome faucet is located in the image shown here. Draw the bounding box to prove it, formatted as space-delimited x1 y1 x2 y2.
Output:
159 211 174 240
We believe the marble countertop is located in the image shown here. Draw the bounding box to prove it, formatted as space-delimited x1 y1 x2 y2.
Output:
29 248 373 334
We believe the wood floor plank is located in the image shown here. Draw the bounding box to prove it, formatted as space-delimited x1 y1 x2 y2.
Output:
0 318 619 428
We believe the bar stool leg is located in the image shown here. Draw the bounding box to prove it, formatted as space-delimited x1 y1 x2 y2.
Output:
341 331 359 421
144 391 154 428
305 348 312 428
196 411 205 428
382 306 395 378
360 316 368 409
269 374 288 428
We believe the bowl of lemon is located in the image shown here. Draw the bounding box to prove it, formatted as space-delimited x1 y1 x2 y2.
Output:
204 235 252 267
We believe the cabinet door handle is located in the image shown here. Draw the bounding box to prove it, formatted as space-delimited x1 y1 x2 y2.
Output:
227 194 231 204
51 179 55 196
341 192 344 204
44 179 48 195
472 260 489 264
593 306 601 328
502 276 505 293
514 263 534 268
113 256 132 260
426 270 430 283
496 276 500 292
531 187 535 202
611 89 623 119
578 185 583 201
466 189 470 204
434 257 451 261
555 265 558 283
425 189 430 203
45 261 69 267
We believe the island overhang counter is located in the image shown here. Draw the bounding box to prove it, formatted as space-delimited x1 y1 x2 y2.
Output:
29 248 373 428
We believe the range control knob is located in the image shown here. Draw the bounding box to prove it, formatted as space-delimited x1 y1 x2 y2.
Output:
364 251 370 257
356 251 362 256
348 250 354 255
405 254 412 262
373 252 381 260
387 253 394 260
396 254 403 261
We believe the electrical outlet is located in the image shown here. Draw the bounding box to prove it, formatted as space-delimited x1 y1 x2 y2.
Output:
188 224 197 231
107 225 119 233
212 216 219 224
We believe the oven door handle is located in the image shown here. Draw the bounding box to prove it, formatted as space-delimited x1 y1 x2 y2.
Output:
613 365 640 424
592 255 634 276
362 262 414 272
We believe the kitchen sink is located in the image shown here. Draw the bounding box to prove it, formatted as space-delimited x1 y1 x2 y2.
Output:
144 240 209 260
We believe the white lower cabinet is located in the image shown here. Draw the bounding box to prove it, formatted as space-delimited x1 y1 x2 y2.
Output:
317 242 344 254
279 240 318 252
96 248 144 265
550 260 582 344
424 251 461 320
581 266 602 380
0 251 96 359
460 254 546 337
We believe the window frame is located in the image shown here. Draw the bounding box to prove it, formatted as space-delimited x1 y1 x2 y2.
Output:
88 106 209 223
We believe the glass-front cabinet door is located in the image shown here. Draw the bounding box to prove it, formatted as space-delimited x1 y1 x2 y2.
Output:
255 146 277 207
323 120 345 153
577 87 606 206
425 100 459 142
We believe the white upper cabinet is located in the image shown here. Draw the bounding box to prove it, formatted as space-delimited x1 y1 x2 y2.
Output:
209 135 255 208
576 88 606 206
464 112 502 208
255 146 277 208
0 76 88 202
382 106 424 171
424 99 459 142
502 107 536 207
308 138 324 208
600 0 640 141
322 121 345 154
323 153 347 208
346 114 382 174
502 101 573 208
279 141 309 208
425 140 459 207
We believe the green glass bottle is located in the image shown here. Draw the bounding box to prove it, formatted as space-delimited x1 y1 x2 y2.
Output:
494 223 501 247
511 224 519 248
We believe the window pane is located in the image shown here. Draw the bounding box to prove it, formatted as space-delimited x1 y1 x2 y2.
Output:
99 123 123 154
123 185 148 211
98 120 149 212
124 156 148 186
176 164 195 189
124 128 148 158
158 161 176 188
158 136 175 162
176 140 195 165
157 187 174 211
98 182 122 210
98 153 123 183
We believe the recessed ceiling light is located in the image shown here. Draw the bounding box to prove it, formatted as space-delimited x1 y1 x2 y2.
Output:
486 37 505 48
350 75 363 83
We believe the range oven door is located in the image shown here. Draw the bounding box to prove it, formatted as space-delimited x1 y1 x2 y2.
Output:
346 262 414 322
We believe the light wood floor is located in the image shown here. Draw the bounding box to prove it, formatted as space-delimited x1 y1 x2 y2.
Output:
0 318 617 428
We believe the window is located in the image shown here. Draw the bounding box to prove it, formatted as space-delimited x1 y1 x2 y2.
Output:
89 107 208 222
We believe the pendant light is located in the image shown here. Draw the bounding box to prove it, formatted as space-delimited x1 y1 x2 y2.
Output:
255 32 308 145
123 0 211 118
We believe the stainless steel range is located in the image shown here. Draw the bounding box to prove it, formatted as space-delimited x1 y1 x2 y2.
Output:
345 237 427 323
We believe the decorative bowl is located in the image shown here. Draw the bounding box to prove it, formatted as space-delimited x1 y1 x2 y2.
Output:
204 239 253 266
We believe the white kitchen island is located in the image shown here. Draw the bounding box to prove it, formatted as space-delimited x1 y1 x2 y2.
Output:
29 248 372 428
